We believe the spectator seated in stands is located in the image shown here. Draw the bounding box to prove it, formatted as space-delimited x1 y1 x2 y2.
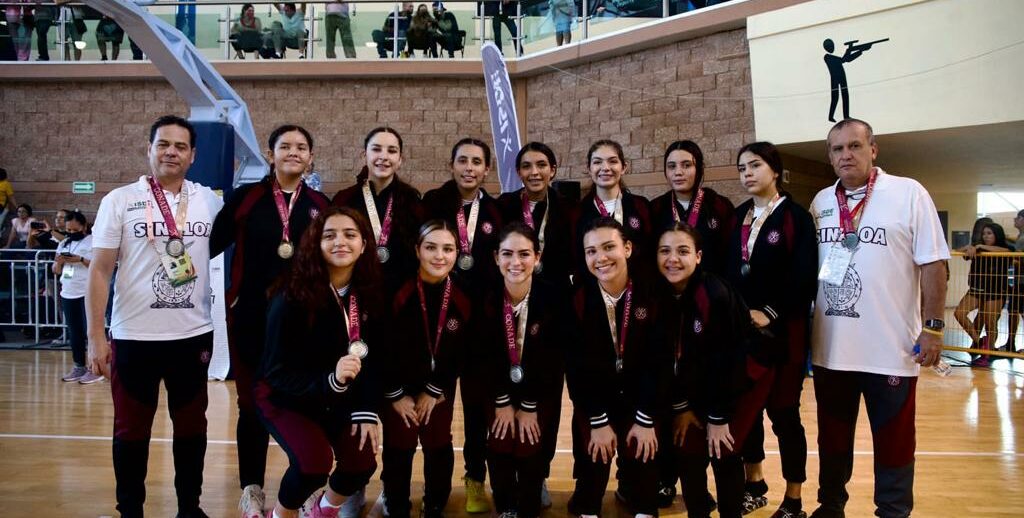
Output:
432 2 465 57
372 1 414 58
265 2 307 59
406 3 439 58
6 204 36 249
96 15 125 61
231 3 264 59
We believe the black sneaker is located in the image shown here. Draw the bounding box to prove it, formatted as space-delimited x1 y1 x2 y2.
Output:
741 492 768 514
771 507 807 518
175 509 210 518
657 484 677 508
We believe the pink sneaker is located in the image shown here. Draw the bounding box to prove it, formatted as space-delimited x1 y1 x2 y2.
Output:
78 371 106 384
310 496 340 518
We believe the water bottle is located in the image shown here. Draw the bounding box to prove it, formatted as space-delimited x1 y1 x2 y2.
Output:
914 344 951 377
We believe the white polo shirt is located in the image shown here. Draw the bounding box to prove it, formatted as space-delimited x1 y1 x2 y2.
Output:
809 169 950 377
92 176 224 341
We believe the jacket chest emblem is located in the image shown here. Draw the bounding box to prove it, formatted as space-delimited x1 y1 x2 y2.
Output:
767 230 781 245
707 217 718 229
446 318 460 332
629 216 641 229
693 319 703 334
634 306 648 321
530 322 540 336
309 207 320 219
481 221 494 234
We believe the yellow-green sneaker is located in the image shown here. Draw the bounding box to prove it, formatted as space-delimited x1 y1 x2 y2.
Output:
464 477 491 513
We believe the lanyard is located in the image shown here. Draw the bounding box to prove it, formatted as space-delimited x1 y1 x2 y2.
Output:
145 176 189 245
417 276 452 363
331 285 361 342
594 192 623 224
502 289 530 367
834 168 878 240
362 182 395 246
740 193 781 263
601 281 633 362
456 195 481 255
272 179 302 245
521 191 549 253
671 188 705 228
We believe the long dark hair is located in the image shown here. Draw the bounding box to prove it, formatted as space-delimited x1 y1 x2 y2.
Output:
267 124 314 177
516 141 558 170
279 207 384 320
657 221 704 253
737 141 784 190
583 139 629 198
496 221 539 253
356 126 405 184
450 137 492 168
981 222 1011 248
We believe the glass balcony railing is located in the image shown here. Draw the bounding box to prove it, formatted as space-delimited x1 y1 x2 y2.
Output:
0 0 736 62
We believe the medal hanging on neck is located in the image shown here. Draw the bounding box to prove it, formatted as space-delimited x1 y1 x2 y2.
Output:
503 289 530 383
834 168 878 251
146 176 196 286
594 192 624 224
671 187 705 228
272 179 301 259
739 193 781 277
522 191 549 274
602 281 633 374
455 196 480 271
417 276 452 372
363 182 395 263
333 285 368 359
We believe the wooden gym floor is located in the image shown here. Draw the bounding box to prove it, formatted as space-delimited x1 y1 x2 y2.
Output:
1 350 1022 517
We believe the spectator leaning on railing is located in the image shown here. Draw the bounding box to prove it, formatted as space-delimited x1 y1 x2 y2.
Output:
55 211 101 384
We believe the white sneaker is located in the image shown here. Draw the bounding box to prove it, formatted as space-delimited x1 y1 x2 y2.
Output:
340 488 366 518
239 484 266 518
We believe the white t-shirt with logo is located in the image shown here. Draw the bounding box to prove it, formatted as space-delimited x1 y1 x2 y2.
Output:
809 169 950 377
56 234 94 299
92 176 224 341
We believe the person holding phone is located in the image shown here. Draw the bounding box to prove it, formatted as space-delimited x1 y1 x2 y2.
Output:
55 211 99 384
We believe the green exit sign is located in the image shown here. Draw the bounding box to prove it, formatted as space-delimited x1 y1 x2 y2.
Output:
72 181 95 194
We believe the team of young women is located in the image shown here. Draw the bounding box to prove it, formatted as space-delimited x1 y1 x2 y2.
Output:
233 124 817 518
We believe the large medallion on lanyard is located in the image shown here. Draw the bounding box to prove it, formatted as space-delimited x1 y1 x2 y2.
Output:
740 263 752 277
277 241 294 259
348 339 369 359
615 358 624 374
166 237 185 258
457 253 475 271
510 365 524 383
376 245 391 263
842 233 859 250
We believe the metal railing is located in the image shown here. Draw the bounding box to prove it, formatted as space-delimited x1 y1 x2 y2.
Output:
0 0 730 62
0 249 66 344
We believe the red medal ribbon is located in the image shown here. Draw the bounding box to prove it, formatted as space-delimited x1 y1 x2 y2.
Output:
834 167 878 238
272 179 302 245
417 276 452 362
740 193 781 263
456 203 472 255
617 282 634 361
594 196 611 218
378 194 395 247
503 291 522 367
671 188 705 227
147 176 182 240
331 287 362 342
521 191 535 229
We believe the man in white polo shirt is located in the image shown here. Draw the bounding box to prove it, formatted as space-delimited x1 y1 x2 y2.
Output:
808 119 949 518
87 115 224 518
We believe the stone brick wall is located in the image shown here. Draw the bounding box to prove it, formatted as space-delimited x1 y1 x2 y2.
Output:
0 27 773 220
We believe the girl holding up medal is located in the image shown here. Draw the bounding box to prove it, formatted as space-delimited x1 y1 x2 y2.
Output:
497 142 575 291
573 140 653 283
257 207 385 518
422 138 504 512
333 127 425 294
567 217 671 518
657 222 767 518
210 124 331 517
650 140 735 276
380 220 474 518
726 142 818 517
481 222 569 518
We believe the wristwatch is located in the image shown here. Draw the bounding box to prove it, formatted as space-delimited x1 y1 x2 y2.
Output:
924 319 945 331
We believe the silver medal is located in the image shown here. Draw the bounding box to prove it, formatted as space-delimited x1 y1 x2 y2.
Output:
430 357 436 372
842 233 859 250
166 237 185 258
534 261 543 274
457 253 475 271
348 340 369 359
740 263 751 277
277 241 294 259
510 365 524 383
615 358 624 373
376 246 391 263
